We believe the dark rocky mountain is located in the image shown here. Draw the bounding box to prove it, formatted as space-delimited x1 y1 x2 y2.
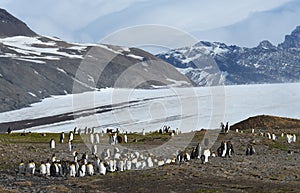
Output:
157 27 300 86
0 8 36 37
0 9 191 112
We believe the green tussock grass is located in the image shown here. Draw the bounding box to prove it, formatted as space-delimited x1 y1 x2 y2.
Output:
127 131 171 143
0 133 83 144
194 189 220 193
269 142 288 151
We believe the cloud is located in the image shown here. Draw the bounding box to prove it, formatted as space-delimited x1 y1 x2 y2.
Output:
0 0 295 47
193 0 300 47
73 0 292 44
0 0 146 40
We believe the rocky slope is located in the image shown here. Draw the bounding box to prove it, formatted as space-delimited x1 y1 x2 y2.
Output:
0 8 36 37
0 9 191 112
157 26 300 86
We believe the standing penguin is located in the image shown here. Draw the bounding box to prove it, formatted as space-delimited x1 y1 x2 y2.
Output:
292 134 297 143
226 141 234 158
201 149 211 164
61 160 69 177
39 161 46 175
82 152 88 164
73 127 77 134
101 149 110 160
18 160 26 175
86 162 94 176
51 154 56 163
108 159 116 172
220 122 225 133
246 144 255 155
190 147 196 159
225 122 229 133
68 140 72 152
60 132 65 143
99 161 106 175
195 143 201 159
124 133 128 143
146 156 154 168
90 133 94 144
142 129 145 136
92 144 97 155
27 160 36 175
176 128 179 135
220 141 227 157
45 159 51 176
69 131 74 142
113 133 118 145
78 161 86 177
117 160 125 172
73 151 78 162
69 162 76 177
50 162 57 177
49 139 56 149
95 133 100 144
272 133 277 141
126 160 132 170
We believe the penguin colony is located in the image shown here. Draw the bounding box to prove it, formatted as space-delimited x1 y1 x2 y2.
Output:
17 123 297 178
17 126 183 177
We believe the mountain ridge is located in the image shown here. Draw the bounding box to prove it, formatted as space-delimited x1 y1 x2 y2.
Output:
0 8 192 112
0 8 36 37
157 26 300 86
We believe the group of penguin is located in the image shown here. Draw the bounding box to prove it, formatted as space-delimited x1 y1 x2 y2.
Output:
17 124 298 178
249 128 297 144
177 143 213 164
18 129 238 178
18 146 180 177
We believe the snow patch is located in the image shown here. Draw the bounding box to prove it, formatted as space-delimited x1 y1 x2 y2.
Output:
97 44 123 55
127 54 144 60
28 92 37 97
16 58 45 64
56 67 67 74
254 63 260 68
87 75 95 83
0 36 84 59
166 78 189 87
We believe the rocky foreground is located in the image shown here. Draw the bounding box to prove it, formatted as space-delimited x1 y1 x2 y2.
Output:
0 115 300 193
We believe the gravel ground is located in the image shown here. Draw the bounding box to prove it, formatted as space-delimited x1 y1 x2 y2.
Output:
0 129 299 193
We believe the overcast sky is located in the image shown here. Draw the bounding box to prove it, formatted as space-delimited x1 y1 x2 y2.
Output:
1 0 300 48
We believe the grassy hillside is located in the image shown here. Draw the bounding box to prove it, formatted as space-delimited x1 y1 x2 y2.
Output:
231 115 300 131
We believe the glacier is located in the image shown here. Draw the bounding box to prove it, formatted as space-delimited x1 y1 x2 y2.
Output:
0 83 299 133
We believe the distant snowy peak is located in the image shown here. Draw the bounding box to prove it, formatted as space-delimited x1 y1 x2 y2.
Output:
257 40 276 50
158 26 300 86
279 26 300 49
161 41 229 64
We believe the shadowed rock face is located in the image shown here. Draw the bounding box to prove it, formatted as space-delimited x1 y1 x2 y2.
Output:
0 8 36 37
